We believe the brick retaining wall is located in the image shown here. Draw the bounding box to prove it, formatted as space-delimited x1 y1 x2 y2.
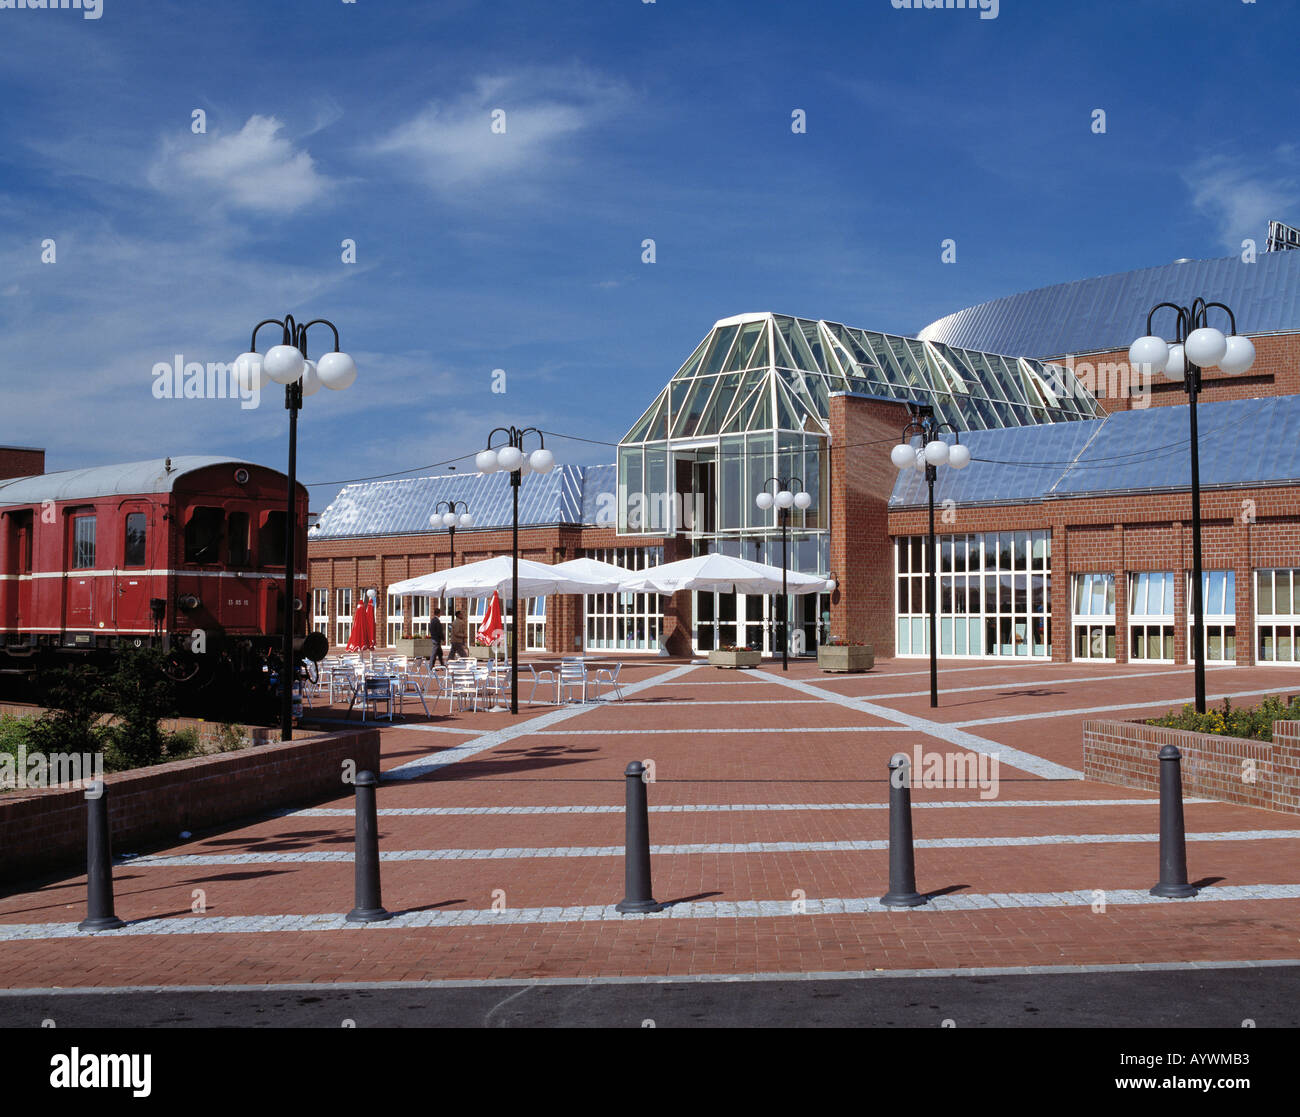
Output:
1083 718 1300 815
0 726 380 886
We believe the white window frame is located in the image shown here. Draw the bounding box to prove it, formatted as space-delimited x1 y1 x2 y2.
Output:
312 588 330 637
1188 570 1237 665
1072 573 1116 661
385 592 404 648
336 587 353 647
1255 568 1299 665
584 546 664 653
1128 571 1175 663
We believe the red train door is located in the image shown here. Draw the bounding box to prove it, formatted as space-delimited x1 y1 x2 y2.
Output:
115 502 153 633
65 510 97 631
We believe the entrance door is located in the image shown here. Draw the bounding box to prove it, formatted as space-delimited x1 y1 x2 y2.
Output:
115 503 153 633
65 511 97 631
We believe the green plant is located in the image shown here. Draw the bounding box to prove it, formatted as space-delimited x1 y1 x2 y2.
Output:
28 662 112 757
102 648 179 768
1146 694 1300 742
213 722 248 752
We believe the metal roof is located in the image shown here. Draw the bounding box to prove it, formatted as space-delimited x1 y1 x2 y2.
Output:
309 464 610 539
0 456 258 507
917 250 1300 358
890 394 1300 508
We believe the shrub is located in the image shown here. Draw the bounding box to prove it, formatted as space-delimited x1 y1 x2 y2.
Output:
1146 695 1300 742
213 722 248 753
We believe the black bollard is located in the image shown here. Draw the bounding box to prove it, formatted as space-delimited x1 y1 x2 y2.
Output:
615 761 660 913
346 770 391 922
880 753 928 908
1150 745 1198 898
78 781 125 932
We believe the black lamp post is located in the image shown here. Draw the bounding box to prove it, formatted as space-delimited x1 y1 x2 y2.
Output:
1130 302 1256 713
476 428 556 714
430 500 474 624
236 317 357 741
755 476 812 671
891 408 970 709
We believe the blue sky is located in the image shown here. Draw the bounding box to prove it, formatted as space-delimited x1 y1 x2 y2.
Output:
1 0 1297 510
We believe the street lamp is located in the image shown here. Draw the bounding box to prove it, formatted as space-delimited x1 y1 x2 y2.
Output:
476 428 556 713
891 408 970 708
430 500 473 622
1129 300 1255 713
236 315 358 741
755 477 812 671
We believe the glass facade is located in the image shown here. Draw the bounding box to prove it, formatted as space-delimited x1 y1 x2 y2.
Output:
335 588 353 647
895 531 1052 658
1190 571 1236 664
1129 572 1175 662
1073 573 1116 660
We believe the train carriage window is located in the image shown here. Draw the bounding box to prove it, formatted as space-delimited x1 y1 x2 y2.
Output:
72 514 96 569
228 511 251 567
123 512 147 567
259 510 287 566
184 507 225 563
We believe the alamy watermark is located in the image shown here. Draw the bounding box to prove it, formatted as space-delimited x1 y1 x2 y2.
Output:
891 0 999 20
0 746 105 795
0 0 103 19
893 746 1000 799
152 355 261 410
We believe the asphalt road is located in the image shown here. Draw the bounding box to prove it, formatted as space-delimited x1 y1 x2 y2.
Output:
4 966 1298 1028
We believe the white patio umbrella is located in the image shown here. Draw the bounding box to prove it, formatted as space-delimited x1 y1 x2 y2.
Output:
386 554 611 598
549 556 633 592
617 552 830 596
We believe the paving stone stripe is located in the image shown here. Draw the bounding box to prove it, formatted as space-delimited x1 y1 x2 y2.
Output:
5 883 1299 941
950 688 1295 728
763 671 1083 779
383 663 700 780
292 797 1182 818
119 829 1300 866
525 726 899 735
867 668 1213 700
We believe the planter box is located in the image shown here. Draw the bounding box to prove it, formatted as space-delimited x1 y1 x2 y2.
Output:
817 645 874 673
708 648 761 669
468 645 496 661
393 636 432 659
1083 718 1300 816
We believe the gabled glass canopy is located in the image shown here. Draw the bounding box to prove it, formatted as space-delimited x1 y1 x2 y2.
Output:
622 312 1103 445
617 312 1104 538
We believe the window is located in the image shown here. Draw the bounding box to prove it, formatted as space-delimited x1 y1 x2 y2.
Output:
228 511 251 567
1129 572 1174 662
11 511 32 575
123 512 147 568
312 589 329 637
896 531 1052 659
259 511 286 566
1256 569 1300 664
411 595 432 637
386 592 404 647
184 507 224 564
1072 573 1116 660
1190 570 1236 664
468 595 548 651
336 588 353 647
72 514 96 569
584 547 664 652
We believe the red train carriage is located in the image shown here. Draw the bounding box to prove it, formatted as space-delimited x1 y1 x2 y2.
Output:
0 456 314 722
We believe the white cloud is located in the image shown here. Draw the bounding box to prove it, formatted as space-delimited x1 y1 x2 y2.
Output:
1185 151 1300 253
149 115 331 214
369 71 622 193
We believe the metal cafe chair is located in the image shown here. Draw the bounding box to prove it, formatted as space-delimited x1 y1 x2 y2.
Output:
556 659 588 705
358 675 396 723
523 662 555 705
449 664 481 713
591 661 625 702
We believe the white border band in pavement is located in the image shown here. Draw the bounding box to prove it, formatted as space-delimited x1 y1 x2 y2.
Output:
5 883 1300 941
119 829 1300 866
383 664 700 780
762 672 1083 779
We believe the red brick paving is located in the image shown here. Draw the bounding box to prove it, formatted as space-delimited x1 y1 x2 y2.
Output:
2 656 1300 987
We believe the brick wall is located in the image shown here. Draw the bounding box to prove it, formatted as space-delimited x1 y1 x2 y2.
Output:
0 446 45 481
0 726 380 885
829 394 916 654
1082 718 1300 815
888 484 1300 665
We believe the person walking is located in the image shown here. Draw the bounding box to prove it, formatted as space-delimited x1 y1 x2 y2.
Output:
429 609 446 668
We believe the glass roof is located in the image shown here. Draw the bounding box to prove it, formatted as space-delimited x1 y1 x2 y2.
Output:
621 313 1104 445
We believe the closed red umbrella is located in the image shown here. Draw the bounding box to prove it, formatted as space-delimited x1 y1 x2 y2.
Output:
346 591 377 651
477 590 504 648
